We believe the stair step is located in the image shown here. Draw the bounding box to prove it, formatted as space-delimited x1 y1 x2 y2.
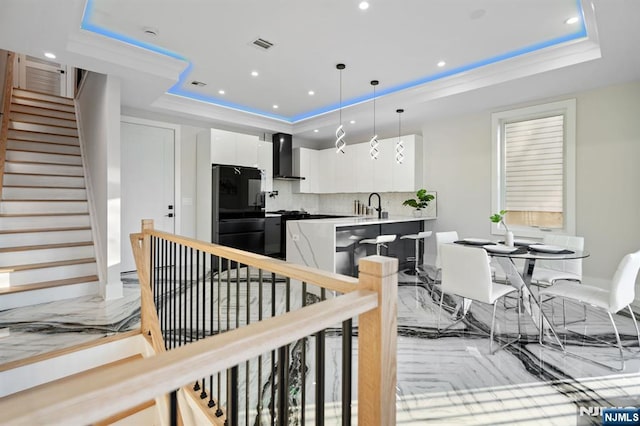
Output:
0 200 88 215
6 150 82 165
10 103 76 121
10 111 77 129
8 129 79 146
0 243 94 265
0 241 93 253
11 96 75 114
7 139 81 155
3 173 85 188
0 214 90 232
0 225 90 234
4 161 84 176
0 261 97 289
9 121 79 137
0 273 99 294
0 228 93 248
0 228 92 248
12 88 75 106
2 186 87 200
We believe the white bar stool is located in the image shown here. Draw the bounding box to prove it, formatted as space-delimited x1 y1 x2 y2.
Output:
400 231 432 275
359 234 397 255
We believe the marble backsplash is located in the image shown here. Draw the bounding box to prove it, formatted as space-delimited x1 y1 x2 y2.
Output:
266 180 437 218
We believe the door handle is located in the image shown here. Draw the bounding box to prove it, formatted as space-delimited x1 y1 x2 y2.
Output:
165 213 174 218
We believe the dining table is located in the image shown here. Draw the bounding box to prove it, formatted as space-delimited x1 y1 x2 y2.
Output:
454 238 590 349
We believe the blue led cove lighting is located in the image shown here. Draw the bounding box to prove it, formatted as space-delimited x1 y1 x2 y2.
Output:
81 0 588 124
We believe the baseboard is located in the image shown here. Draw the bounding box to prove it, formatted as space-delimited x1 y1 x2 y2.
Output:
103 279 123 300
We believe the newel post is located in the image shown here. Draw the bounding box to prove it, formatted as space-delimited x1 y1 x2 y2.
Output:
357 255 398 426
135 219 154 338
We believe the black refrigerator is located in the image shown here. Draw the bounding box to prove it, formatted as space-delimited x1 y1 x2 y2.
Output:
212 165 265 254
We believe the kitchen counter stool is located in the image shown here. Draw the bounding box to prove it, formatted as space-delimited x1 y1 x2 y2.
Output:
359 234 397 256
400 231 433 276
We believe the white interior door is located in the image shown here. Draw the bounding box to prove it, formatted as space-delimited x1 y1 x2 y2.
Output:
16 54 70 97
121 121 175 272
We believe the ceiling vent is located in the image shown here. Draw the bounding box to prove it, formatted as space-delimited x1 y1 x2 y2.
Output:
252 38 274 50
191 81 206 87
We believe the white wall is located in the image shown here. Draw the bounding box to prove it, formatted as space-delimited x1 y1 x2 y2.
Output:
422 80 640 298
76 71 123 300
179 125 200 238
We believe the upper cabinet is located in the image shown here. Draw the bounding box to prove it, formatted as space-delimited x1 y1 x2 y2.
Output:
293 134 422 194
196 129 272 191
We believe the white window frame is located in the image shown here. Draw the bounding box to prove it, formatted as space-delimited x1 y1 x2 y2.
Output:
491 99 576 238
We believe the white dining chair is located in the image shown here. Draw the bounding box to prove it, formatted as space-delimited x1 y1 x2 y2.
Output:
437 243 520 354
538 249 640 371
423 231 458 283
532 235 584 285
532 235 585 323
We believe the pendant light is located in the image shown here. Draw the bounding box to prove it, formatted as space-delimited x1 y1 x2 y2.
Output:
396 108 405 164
335 63 346 154
369 80 379 160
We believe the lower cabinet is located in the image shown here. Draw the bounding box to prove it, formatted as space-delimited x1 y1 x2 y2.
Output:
264 216 281 256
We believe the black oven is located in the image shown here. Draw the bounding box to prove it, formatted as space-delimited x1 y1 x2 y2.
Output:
212 165 265 255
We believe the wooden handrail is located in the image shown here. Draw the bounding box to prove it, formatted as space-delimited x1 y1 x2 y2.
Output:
0 289 378 425
0 51 16 199
145 228 359 294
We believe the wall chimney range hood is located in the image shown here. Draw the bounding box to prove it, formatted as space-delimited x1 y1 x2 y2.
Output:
272 133 305 180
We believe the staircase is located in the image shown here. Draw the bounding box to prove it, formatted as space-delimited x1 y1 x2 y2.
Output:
0 88 99 307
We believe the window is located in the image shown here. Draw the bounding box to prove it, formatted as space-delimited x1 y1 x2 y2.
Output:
491 99 576 238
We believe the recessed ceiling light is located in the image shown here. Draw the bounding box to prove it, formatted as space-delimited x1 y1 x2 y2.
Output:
359 1 369 10
251 71 259 77
350 120 356 124
273 104 279 109
218 90 225 95
44 52 56 59
437 60 446 67
308 90 315 96
565 16 579 24
313 129 319 133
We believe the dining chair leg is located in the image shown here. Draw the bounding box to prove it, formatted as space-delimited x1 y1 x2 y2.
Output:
628 305 640 348
490 303 497 354
437 291 444 331
608 312 625 371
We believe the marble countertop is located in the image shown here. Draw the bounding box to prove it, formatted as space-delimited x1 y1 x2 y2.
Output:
287 215 436 227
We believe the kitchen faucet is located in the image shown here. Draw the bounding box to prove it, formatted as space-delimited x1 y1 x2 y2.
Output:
368 192 382 219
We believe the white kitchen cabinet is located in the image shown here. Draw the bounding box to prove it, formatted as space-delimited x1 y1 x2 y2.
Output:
371 137 394 192
292 134 422 193
257 140 273 192
293 148 319 193
333 146 355 193
392 135 422 191
236 133 259 167
319 149 336 193
198 129 261 167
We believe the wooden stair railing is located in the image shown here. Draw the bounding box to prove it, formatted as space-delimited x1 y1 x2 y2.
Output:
0 219 397 425
0 51 16 200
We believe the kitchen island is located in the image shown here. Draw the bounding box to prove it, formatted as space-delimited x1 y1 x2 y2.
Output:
286 215 436 277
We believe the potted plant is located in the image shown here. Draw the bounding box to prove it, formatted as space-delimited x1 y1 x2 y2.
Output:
403 189 434 217
490 210 513 246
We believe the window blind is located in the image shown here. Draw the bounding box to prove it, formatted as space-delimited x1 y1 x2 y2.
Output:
504 115 564 213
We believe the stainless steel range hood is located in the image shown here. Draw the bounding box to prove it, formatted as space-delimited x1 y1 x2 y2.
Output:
272 133 305 180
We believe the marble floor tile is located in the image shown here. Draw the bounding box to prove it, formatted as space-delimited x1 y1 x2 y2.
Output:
0 272 639 425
